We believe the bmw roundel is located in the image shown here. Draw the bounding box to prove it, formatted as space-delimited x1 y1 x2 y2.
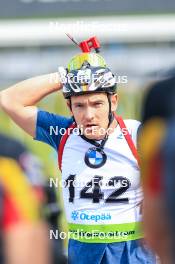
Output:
84 147 107 169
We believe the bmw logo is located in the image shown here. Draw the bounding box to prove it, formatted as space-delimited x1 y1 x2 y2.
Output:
84 147 107 169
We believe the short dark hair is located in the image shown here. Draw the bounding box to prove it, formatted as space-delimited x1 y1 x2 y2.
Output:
142 76 175 124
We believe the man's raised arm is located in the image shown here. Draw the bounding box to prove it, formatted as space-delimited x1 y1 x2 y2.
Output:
0 72 62 137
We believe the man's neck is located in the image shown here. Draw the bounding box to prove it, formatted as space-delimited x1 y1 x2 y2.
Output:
108 118 118 135
94 119 118 141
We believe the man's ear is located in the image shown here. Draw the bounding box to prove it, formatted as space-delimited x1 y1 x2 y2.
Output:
67 100 73 114
111 93 118 112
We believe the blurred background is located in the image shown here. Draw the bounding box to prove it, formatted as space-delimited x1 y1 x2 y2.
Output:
0 0 175 252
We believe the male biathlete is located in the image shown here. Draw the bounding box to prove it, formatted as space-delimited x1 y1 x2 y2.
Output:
0 44 156 263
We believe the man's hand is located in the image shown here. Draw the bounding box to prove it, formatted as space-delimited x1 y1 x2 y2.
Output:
0 72 63 137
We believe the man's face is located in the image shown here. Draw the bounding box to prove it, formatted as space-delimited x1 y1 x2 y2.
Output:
68 93 118 140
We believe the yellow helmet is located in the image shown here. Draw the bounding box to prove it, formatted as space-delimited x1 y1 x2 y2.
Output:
67 53 107 72
63 53 116 99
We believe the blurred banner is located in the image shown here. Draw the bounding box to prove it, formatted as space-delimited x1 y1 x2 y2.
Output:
1 0 175 19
